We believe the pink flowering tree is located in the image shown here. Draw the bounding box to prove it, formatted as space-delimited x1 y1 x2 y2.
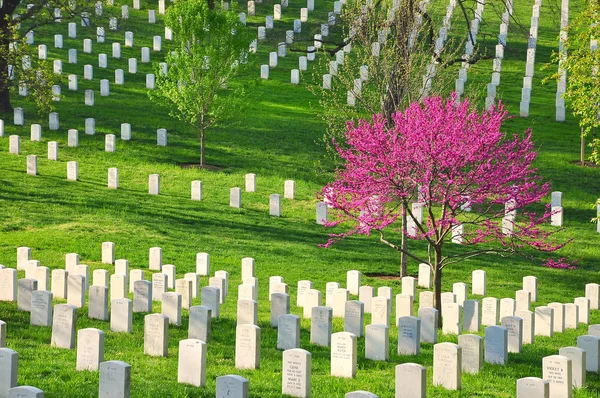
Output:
321 95 568 316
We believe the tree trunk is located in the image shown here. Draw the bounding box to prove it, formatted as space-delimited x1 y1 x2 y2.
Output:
200 128 205 166
0 24 13 113
581 127 586 166
433 247 443 328
400 209 408 277
0 84 12 113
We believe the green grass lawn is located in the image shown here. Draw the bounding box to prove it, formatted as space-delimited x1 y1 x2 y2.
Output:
1 0 600 396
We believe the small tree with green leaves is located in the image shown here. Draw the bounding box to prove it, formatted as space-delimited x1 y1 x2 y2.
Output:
547 0 600 165
149 0 251 167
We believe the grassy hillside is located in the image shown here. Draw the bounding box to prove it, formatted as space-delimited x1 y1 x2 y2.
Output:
0 0 599 396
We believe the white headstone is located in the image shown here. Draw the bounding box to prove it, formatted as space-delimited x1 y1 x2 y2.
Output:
99 361 131 397
452 282 467 306
269 194 281 216
235 324 260 369
458 334 483 374
565 303 579 329
333 288 349 318
577 335 599 372
155 128 167 146
542 355 572 398
417 263 431 288
535 306 554 337
586 283 600 310
51 304 77 348
325 282 339 307
89 285 108 321
395 294 413 324
316 202 328 224
344 301 364 337
463 300 480 332
418 307 438 344
177 339 207 387
442 303 461 335
216 375 248 398
559 346 586 389
484 325 508 364
282 348 311 398
365 324 389 361
149 174 160 195
76 328 105 371
359 286 374 313
237 299 258 326
0 348 18 395
7 387 44 397
516 377 549 398
303 289 321 319
278 314 300 350
186 299 211 338
110 298 133 333
575 297 590 324
523 276 538 301
311 306 332 347
472 270 486 295
201 286 220 318
398 316 420 355
346 270 361 295
128 58 137 73
433 343 462 390
26 155 37 176
296 280 313 307
500 298 516 320
51 269 68 300
395 363 426 398
230 187 242 208
31 290 53 326
67 274 85 308
144 314 168 357
330 332 357 378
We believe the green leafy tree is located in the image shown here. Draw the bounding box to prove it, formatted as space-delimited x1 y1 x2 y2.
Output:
149 0 251 167
547 0 600 165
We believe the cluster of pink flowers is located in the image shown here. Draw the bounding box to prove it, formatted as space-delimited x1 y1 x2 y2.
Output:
320 94 569 266
543 257 578 269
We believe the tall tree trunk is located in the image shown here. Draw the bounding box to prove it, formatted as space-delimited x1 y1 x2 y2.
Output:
0 84 12 113
382 0 414 126
433 246 442 328
400 209 407 277
200 128 205 166
581 126 585 166
0 24 13 113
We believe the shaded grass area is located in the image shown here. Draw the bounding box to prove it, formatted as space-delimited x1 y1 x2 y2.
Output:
0 0 600 396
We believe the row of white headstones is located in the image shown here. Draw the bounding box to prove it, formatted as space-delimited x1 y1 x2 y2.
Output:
1 142 304 215
11 7 171 108
1 246 600 397
321 0 430 107
2 6 176 168
0 122 584 229
4 4 322 220
422 0 456 97
518 0 542 118
254 0 343 82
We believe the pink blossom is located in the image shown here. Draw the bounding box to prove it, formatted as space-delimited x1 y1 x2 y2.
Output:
320 94 568 268
543 258 577 269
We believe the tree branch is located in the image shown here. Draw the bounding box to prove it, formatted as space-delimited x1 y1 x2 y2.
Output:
378 229 429 264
